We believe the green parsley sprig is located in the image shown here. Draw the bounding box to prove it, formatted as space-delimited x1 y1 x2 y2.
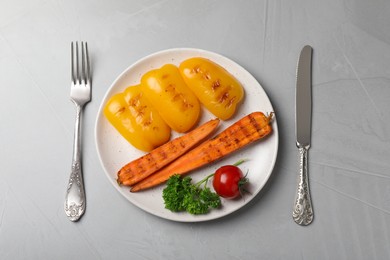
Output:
162 175 221 215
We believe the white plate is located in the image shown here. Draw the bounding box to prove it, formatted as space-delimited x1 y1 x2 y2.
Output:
95 48 278 222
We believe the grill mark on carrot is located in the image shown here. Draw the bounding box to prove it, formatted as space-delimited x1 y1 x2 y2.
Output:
130 112 274 192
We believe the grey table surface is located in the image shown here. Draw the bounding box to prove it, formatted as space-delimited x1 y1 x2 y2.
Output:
1 0 390 259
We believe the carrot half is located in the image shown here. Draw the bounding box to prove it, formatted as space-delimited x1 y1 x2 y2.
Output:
117 118 220 186
130 111 274 192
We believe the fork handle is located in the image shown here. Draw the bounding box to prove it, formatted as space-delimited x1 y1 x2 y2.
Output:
65 105 86 221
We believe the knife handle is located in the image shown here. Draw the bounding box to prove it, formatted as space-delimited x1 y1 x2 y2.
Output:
293 147 314 226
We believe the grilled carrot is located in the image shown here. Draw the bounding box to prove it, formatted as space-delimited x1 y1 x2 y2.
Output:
130 111 274 192
117 118 220 186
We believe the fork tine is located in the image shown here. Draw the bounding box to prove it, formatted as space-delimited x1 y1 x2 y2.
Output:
84 42 91 85
71 42 75 84
75 42 80 84
71 41 80 84
81 41 85 84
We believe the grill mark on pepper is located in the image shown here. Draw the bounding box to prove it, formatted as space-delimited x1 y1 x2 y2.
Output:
211 79 221 90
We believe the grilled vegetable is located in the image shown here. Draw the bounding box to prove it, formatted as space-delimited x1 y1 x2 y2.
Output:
117 118 220 186
179 57 244 120
104 85 171 152
213 165 248 199
130 112 274 192
141 64 201 133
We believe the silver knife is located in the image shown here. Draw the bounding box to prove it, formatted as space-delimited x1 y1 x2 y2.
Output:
293 45 314 226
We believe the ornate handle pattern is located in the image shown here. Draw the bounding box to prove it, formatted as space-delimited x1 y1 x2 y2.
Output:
64 105 86 221
293 147 313 226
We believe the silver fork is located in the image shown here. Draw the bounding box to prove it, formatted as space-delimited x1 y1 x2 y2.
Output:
64 42 91 222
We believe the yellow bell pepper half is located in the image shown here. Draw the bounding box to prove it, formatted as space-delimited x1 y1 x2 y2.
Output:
141 64 201 133
179 57 244 120
104 85 171 152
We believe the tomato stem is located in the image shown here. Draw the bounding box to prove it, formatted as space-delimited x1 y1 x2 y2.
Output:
233 159 247 166
195 173 215 188
238 170 250 197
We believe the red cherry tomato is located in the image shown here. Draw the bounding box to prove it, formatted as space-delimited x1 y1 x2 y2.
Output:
212 165 247 199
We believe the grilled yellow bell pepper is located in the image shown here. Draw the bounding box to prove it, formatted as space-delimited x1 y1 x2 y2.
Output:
104 85 171 152
141 64 201 133
179 57 244 120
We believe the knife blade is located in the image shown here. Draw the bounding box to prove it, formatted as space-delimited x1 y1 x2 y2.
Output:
292 45 314 226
